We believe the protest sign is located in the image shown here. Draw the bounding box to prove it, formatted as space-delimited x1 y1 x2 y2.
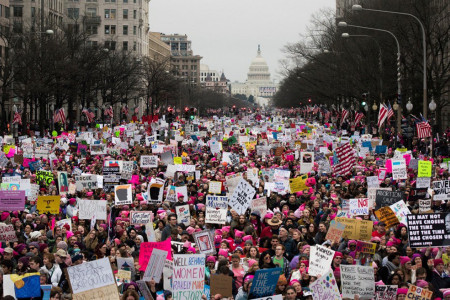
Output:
418 160 432 177
308 245 335 277
391 159 407 180
349 198 369 215
147 178 165 204
375 207 399 229
136 281 154 300
75 174 98 191
406 285 433 300
416 177 431 189
367 176 379 188
36 170 54 186
300 151 314 173
289 174 308 193
90 144 106 155
114 184 132 205
130 211 153 225
115 269 131 284
193 230 216 255
205 195 228 224
325 220 346 243
432 180 450 201
375 285 398 300
67 257 117 295
252 296 282 300
368 187 391 209
120 161 134 180
229 178 256 215
140 155 158 168
249 268 281 298
335 217 373 241
172 254 205 300
250 196 267 220
407 213 450 247
37 196 60 214
419 199 432 213
310 268 341 300
78 200 107 220
0 190 25 211
176 204 190 226
341 265 375 299
138 239 172 271
143 248 167 282
355 240 376 254
208 181 222 194
210 274 233 298
56 218 72 232
389 200 411 225
0 223 17 242
375 190 403 210
116 257 135 278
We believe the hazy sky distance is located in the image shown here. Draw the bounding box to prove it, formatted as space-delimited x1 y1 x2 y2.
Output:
149 0 335 82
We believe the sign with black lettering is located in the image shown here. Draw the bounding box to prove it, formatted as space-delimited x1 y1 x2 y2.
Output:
375 190 403 210
432 180 450 201
75 175 98 191
407 213 450 247
229 179 256 215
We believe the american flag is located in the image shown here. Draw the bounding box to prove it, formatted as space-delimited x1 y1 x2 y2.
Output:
333 142 356 176
340 109 349 126
387 102 394 122
378 104 388 128
82 108 95 123
134 106 139 114
12 111 22 125
53 108 66 124
104 106 113 118
122 105 129 116
313 105 319 114
324 110 331 123
416 115 432 138
354 112 364 125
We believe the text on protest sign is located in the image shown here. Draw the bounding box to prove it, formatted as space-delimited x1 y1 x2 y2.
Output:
37 196 60 214
208 181 222 194
416 177 431 189
391 159 407 180
205 195 228 224
193 230 216 256
114 184 132 205
374 207 400 229
418 160 432 177
406 285 433 300
0 190 25 211
138 239 172 271
75 175 98 191
140 155 158 168
310 269 341 300
325 220 346 244
0 223 17 242
334 217 373 241
251 196 267 220
229 178 256 215
78 200 107 220
375 190 403 210
432 180 450 201
249 268 281 298
143 248 167 283
341 265 375 299
407 213 450 248
130 211 153 225
172 254 205 300
349 198 369 215
355 240 376 254
67 257 116 294
308 245 335 277
375 285 398 300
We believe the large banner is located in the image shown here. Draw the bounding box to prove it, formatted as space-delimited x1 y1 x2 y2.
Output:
407 213 450 247
172 254 205 300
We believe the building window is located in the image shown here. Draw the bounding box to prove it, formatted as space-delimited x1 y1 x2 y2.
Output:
122 25 128 35
31 7 35 17
13 21 22 33
13 6 23 17
133 26 136 35
133 41 136 51
105 41 116 50
133 10 136 19
123 41 128 51
123 9 128 19
86 25 97 34
67 8 79 19
104 25 115 34
5 6 9 18
104 9 115 19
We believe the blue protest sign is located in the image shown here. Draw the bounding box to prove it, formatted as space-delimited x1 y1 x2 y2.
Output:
362 141 372 151
249 267 281 298
375 145 387 154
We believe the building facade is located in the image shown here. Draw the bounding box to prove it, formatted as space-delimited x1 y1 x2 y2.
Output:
230 45 278 103
200 64 229 94
160 33 202 85
148 31 170 61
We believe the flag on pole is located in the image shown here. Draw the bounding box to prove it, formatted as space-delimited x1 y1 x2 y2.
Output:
104 106 113 118
340 109 348 126
354 112 364 125
121 105 129 116
416 115 432 138
333 142 356 176
377 104 388 128
53 108 66 124
12 111 22 125
387 102 394 122
82 108 95 123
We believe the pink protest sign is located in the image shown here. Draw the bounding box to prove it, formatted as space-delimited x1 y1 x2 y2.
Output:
138 238 172 271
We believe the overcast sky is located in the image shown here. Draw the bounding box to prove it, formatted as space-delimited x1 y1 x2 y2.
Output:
149 0 335 82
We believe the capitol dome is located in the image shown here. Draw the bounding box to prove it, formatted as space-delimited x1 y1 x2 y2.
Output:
247 45 271 83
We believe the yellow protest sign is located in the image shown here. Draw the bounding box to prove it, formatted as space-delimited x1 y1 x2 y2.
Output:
3 144 15 154
374 207 399 229
417 160 432 177
245 142 256 150
173 157 182 165
355 241 376 254
289 175 308 193
37 196 61 214
396 147 408 153
334 217 373 241
406 285 433 300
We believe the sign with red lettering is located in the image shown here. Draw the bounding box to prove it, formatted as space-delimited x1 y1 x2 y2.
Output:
172 254 205 300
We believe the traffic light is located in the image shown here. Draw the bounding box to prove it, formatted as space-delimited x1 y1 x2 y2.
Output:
308 98 312 103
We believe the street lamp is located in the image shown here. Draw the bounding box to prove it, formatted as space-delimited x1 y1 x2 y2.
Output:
338 21 402 133
352 4 427 119
429 97 437 157
406 99 413 112
341 33 383 103
372 103 378 111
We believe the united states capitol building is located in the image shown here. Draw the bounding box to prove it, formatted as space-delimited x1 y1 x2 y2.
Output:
230 45 278 106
